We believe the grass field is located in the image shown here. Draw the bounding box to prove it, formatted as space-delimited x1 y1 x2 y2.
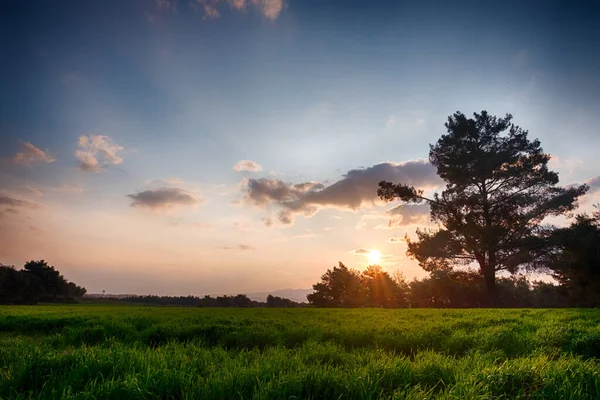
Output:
0 306 599 399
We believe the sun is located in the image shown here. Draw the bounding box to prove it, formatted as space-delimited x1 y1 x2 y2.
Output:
368 250 381 265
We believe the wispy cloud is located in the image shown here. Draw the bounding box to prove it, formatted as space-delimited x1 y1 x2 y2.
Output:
233 160 262 172
127 187 202 210
218 244 255 250
260 217 273 227
10 142 56 167
0 196 31 207
349 248 370 255
387 237 404 244
156 0 178 12
52 184 83 194
587 176 600 193
242 160 440 225
75 135 125 173
0 195 38 220
191 0 283 20
146 178 186 187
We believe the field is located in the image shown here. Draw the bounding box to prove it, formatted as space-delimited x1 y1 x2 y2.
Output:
0 306 599 399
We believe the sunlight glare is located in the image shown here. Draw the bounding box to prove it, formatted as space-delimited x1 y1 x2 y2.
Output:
368 250 381 265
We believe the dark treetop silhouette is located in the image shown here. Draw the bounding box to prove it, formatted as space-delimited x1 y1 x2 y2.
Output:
378 111 588 306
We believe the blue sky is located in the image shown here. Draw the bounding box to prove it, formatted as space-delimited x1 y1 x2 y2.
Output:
1 0 599 295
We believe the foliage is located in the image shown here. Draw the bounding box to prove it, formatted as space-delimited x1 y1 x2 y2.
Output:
378 110 587 305
0 260 86 304
1 306 599 399
307 262 569 308
548 206 600 307
307 262 408 307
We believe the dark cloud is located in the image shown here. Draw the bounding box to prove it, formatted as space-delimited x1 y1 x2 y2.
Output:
127 187 202 210
0 196 30 207
0 196 36 220
243 160 440 224
218 244 255 251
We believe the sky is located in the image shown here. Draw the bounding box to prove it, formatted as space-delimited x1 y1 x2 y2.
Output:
1 0 599 295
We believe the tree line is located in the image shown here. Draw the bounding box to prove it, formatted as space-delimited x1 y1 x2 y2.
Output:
120 294 306 308
310 110 600 308
0 260 86 304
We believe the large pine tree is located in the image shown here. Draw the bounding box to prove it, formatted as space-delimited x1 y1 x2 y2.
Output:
378 111 587 306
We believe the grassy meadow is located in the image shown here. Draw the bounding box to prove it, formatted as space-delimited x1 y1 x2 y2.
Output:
0 306 599 399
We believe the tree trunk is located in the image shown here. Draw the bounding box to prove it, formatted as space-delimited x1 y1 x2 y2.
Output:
483 268 499 307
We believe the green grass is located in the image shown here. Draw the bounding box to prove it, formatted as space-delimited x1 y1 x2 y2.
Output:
0 306 599 399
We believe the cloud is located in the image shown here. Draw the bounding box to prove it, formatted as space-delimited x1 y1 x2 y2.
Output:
386 116 396 128
233 160 263 172
260 217 273 227
243 160 440 224
292 233 318 239
587 176 600 193
0 196 30 207
228 0 247 9
52 184 83 194
75 135 125 172
218 244 255 251
385 203 431 227
349 248 370 255
156 0 178 12
0 195 38 220
387 237 404 244
146 178 185 187
127 187 202 210
10 142 56 167
254 0 283 20
192 0 283 20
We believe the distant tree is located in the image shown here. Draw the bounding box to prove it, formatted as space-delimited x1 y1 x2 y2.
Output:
408 270 487 308
266 294 301 307
378 111 587 306
361 265 408 307
307 262 364 307
548 207 600 306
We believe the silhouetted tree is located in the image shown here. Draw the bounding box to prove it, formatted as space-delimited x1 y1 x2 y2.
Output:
23 260 65 300
548 207 600 306
361 265 408 307
378 111 587 306
266 294 301 307
307 262 364 307
0 260 86 304
0 264 43 304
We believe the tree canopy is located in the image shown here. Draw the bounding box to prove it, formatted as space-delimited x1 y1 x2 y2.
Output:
0 260 86 304
378 111 587 305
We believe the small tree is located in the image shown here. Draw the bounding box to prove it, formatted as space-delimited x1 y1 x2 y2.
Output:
378 111 587 306
307 262 364 307
361 265 407 307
